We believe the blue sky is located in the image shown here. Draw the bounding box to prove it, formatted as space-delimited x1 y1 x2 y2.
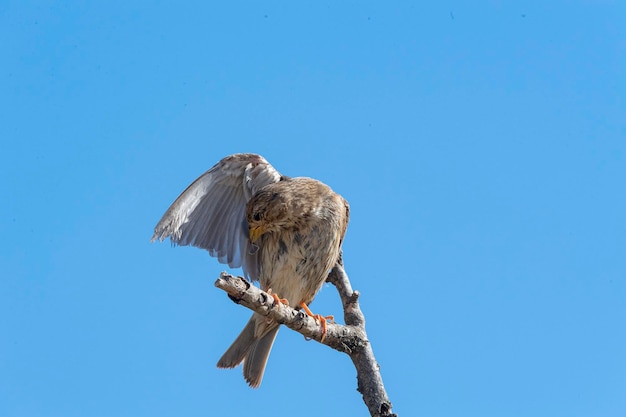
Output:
1 1 624 416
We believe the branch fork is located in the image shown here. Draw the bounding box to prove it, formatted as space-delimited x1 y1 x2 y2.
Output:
214 265 397 417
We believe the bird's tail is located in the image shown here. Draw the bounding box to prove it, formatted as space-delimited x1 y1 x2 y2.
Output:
216 314 280 388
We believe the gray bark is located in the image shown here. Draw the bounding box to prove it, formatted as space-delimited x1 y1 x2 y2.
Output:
215 264 397 417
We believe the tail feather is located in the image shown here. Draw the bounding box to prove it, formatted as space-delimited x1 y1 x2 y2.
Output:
243 325 279 388
216 313 280 388
216 316 257 368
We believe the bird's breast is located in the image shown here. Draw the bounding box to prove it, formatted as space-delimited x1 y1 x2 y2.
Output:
258 226 341 306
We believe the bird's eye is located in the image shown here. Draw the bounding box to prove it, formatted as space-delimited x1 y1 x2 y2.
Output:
253 213 262 221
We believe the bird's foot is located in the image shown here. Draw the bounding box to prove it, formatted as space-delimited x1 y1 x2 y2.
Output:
267 288 289 307
299 302 334 341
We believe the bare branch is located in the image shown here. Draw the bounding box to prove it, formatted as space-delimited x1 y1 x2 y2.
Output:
214 265 397 417
214 271 363 354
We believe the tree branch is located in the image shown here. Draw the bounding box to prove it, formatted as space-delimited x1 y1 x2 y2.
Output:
214 264 397 417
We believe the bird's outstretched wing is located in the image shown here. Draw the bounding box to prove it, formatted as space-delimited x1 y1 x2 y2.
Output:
151 153 282 280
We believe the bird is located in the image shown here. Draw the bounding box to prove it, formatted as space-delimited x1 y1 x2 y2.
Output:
151 153 350 388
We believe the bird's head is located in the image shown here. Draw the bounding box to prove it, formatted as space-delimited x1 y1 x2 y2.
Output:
246 190 292 242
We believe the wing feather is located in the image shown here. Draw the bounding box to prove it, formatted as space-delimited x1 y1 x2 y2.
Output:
151 154 282 280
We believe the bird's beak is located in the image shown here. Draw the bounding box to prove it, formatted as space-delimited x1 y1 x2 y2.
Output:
249 225 264 242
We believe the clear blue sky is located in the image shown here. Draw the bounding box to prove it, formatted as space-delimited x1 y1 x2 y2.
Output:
1 2 624 416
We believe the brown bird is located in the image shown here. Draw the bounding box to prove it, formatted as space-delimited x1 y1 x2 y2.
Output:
151 153 350 387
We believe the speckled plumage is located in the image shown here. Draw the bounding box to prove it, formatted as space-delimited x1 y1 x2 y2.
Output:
152 154 349 388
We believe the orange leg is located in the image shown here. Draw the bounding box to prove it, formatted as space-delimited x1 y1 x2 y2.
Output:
300 302 334 340
267 288 289 307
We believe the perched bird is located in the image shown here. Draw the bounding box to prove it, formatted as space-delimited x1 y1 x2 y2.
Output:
151 153 350 388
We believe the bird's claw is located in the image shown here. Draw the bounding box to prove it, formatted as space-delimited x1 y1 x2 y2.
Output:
299 302 333 341
267 289 289 307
